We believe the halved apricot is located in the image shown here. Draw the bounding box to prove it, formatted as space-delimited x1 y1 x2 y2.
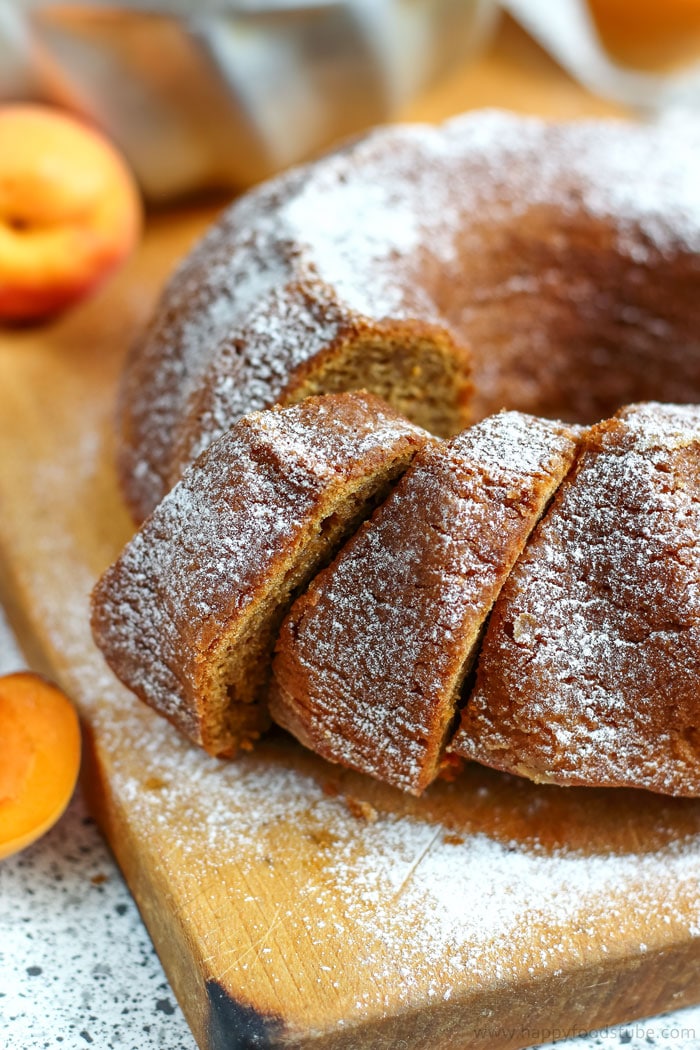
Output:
0 672 81 860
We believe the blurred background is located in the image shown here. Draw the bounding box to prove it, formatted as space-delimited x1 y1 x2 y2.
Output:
1 0 699 202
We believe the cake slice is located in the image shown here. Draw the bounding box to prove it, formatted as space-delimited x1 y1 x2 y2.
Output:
451 402 700 797
91 392 431 756
270 411 580 794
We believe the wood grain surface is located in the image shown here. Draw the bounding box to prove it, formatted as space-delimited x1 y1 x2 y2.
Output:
1 21 700 1050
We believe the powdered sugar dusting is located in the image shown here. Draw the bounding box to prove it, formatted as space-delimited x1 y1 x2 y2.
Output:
458 402 700 795
286 172 427 320
453 409 582 477
441 111 700 257
271 412 579 792
93 394 428 741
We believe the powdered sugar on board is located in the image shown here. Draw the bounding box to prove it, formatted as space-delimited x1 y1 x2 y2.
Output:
94 697 700 1016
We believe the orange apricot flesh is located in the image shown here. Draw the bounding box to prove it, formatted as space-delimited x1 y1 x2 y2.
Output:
0 672 81 860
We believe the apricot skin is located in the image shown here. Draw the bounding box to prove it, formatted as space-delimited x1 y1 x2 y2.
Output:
0 672 81 860
0 104 142 323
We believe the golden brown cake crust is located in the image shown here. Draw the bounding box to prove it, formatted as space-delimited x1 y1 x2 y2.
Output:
270 411 580 794
91 392 431 756
118 111 700 523
451 402 700 797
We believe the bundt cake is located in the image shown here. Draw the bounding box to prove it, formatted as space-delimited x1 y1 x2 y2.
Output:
98 107 700 799
270 411 580 795
91 392 431 756
118 110 700 524
450 402 700 797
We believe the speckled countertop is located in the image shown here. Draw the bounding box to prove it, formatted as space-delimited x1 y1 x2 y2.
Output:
1 604 700 1050
0 607 194 1050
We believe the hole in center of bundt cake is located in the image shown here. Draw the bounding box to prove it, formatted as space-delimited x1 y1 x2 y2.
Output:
284 332 471 440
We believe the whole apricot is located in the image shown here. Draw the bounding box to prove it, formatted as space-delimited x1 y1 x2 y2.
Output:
0 104 141 322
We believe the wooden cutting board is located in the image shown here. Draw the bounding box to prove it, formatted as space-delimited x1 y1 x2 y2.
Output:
2 22 700 1050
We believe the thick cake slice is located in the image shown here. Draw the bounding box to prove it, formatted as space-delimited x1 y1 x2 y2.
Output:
452 402 700 797
270 411 580 794
91 392 431 756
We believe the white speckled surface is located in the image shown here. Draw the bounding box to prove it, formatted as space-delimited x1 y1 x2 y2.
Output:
0 606 196 1050
1 603 699 1050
